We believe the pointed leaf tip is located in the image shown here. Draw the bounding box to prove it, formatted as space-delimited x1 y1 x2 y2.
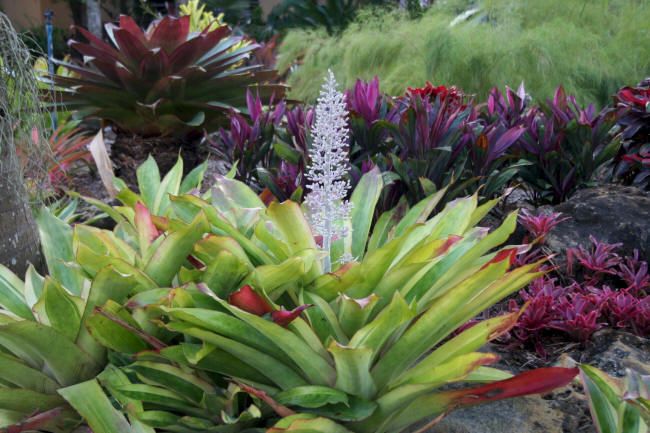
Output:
272 304 313 327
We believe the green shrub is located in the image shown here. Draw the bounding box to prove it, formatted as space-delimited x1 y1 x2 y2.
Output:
278 0 650 106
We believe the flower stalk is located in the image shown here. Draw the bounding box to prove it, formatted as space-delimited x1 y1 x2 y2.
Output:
305 70 352 272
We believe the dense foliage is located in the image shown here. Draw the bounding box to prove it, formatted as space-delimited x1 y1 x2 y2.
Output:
212 78 618 207
2 4 648 432
0 158 578 432
277 0 650 107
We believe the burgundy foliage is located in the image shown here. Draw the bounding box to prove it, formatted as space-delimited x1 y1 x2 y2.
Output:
519 209 569 242
613 78 650 188
209 90 285 183
505 212 649 355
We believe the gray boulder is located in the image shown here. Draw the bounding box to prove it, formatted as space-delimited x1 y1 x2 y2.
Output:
575 329 650 377
546 185 650 260
408 393 583 433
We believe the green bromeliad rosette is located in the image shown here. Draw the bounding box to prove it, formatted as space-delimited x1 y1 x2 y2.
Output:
0 153 578 432
68 152 586 431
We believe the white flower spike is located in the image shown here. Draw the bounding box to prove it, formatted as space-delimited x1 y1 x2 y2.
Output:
306 69 352 272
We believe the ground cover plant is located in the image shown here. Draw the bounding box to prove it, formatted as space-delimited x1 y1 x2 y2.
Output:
499 210 650 357
276 0 650 107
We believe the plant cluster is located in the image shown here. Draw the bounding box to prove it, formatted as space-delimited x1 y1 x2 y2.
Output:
504 211 649 355
212 77 618 208
612 77 650 189
0 152 579 432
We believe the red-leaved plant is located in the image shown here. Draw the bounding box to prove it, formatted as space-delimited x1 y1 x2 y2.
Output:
502 211 649 356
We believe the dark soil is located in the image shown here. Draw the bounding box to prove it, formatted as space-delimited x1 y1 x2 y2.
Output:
110 132 207 189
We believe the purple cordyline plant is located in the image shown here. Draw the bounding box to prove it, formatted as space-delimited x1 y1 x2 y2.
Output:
262 105 315 200
613 78 650 188
285 105 315 156
485 83 529 128
469 123 526 176
515 86 619 204
210 90 285 183
383 93 475 204
246 90 287 126
269 161 302 200
390 93 474 160
516 109 560 156
346 76 382 125
346 77 395 162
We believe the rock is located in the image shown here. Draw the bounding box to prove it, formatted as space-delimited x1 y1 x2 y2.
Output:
413 331 650 433
545 185 650 260
573 329 650 377
407 384 591 433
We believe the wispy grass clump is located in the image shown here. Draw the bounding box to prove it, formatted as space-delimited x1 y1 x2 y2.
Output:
278 0 650 106
0 12 50 193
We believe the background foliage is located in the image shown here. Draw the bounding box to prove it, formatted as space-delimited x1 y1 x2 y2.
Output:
277 0 650 106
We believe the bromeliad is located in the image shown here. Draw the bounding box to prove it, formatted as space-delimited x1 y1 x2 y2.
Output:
62 157 578 433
